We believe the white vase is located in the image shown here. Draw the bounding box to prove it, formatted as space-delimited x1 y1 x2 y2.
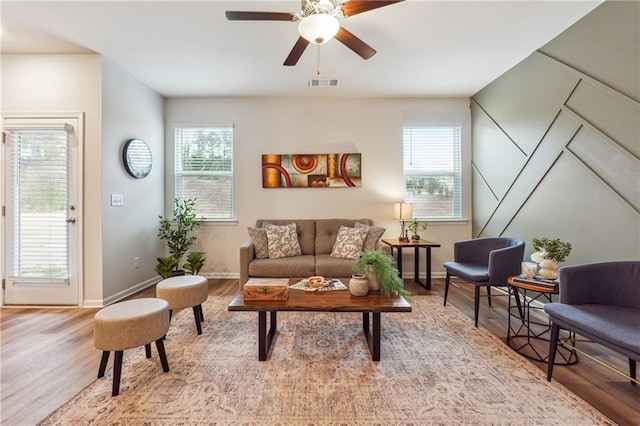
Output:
349 274 369 296
366 266 380 291
531 250 548 263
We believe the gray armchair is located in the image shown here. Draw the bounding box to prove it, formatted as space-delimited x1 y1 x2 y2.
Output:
545 261 640 386
443 237 525 327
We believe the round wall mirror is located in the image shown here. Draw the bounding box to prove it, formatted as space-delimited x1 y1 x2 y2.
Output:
122 139 152 179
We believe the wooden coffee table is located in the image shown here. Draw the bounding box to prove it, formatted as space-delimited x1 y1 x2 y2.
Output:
228 279 411 361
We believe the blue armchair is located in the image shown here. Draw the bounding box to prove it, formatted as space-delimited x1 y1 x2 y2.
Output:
444 237 525 327
545 261 640 386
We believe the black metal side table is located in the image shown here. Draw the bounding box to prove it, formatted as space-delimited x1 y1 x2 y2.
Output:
507 276 578 365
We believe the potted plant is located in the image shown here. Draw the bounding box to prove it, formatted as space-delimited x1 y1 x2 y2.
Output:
407 219 427 241
157 198 202 276
183 251 206 275
353 250 410 298
155 256 179 279
531 237 572 279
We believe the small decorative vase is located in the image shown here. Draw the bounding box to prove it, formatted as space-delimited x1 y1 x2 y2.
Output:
349 274 369 296
365 266 380 291
531 250 547 263
539 259 559 280
411 233 420 241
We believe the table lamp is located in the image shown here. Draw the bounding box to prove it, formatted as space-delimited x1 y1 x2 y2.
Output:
394 202 413 242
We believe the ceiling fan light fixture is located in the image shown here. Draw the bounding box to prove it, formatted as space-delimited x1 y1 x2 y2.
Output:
298 13 339 45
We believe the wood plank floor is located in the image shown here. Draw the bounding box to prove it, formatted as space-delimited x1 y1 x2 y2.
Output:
1 278 638 425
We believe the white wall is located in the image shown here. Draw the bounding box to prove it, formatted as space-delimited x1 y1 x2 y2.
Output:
100 58 165 303
165 97 472 278
1 53 104 304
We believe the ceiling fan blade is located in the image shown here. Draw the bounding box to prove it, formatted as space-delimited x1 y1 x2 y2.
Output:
225 11 296 21
340 0 405 17
284 37 310 66
335 27 376 60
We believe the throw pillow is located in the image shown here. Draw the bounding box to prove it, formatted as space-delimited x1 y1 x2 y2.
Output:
330 226 368 259
247 227 269 259
266 223 302 259
355 222 386 251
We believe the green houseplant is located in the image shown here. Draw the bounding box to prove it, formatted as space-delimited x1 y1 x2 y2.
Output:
157 198 203 276
183 251 206 275
407 219 427 240
155 256 179 279
353 250 410 298
531 237 572 263
531 237 572 280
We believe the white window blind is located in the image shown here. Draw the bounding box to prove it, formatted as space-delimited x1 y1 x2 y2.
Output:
403 126 462 219
7 128 70 279
174 126 234 219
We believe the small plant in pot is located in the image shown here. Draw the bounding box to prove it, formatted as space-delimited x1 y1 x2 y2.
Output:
155 256 179 279
183 251 206 275
531 237 572 279
156 198 203 277
353 250 410 298
407 219 427 241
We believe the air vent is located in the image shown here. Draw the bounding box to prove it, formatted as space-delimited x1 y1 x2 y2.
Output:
308 78 339 87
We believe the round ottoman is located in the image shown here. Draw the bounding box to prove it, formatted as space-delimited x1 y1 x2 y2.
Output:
156 274 209 335
94 298 170 396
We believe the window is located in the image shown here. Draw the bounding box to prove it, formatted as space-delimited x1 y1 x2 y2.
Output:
6 127 71 279
402 126 462 219
174 126 234 219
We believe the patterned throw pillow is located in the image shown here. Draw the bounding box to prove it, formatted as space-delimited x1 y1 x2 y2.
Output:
266 223 302 259
355 222 386 251
330 226 368 259
247 227 269 259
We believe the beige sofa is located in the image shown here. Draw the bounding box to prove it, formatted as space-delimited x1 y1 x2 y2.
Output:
239 218 383 286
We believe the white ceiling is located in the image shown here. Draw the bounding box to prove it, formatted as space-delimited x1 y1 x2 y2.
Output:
1 0 604 98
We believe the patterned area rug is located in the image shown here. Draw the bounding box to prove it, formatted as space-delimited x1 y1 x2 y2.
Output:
40 295 613 425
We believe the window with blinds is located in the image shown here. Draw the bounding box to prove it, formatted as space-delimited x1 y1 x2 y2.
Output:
174 126 234 219
402 126 462 219
7 128 70 280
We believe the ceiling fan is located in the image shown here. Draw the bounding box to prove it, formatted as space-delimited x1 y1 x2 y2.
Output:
225 0 405 66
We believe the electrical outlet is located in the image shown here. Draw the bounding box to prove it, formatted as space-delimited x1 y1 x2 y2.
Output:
111 194 124 207
134 256 140 269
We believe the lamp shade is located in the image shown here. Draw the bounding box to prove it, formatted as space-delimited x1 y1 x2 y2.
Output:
298 14 340 45
393 202 413 220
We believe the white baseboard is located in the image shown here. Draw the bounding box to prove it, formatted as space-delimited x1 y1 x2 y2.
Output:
84 276 162 308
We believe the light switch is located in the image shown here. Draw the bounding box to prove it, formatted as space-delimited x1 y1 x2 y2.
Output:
111 194 124 207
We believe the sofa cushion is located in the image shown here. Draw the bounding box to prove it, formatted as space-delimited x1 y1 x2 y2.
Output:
266 223 302 259
315 219 372 255
316 254 357 278
330 226 368 259
257 219 315 255
249 255 315 279
247 227 269 259
355 222 386 251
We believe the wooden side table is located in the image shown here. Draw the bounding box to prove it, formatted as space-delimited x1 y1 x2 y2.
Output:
507 276 578 365
381 238 441 290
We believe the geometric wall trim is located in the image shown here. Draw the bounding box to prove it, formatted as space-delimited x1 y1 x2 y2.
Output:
476 111 580 237
504 152 640 264
471 1 640 264
567 126 640 212
565 79 640 158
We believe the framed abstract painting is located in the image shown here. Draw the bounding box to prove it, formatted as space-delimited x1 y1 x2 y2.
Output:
262 153 361 188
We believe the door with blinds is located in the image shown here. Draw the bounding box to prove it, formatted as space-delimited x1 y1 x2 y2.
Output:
2 114 83 305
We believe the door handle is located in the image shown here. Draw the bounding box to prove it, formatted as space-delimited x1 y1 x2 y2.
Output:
66 218 76 224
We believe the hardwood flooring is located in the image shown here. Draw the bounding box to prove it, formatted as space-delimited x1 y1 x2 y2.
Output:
1 278 638 425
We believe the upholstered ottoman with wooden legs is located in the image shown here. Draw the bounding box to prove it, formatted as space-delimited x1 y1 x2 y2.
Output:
156 275 209 335
93 298 170 396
